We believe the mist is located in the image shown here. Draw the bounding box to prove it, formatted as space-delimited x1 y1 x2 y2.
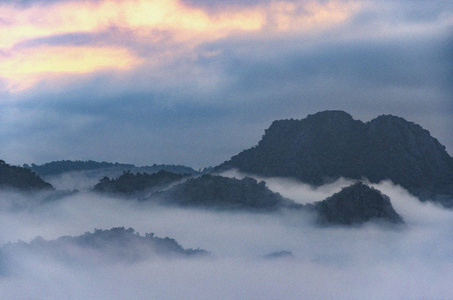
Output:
1 172 453 299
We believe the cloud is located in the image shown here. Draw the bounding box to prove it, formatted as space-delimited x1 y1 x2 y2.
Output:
0 1 452 297
1 28 452 166
219 169 355 204
0 0 452 167
0 46 141 91
0 0 363 90
1 176 453 299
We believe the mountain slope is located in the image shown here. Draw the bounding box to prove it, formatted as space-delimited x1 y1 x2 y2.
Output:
158 174 300 211
93 170 191 196
312 182 404 225
0 160 53 191
217 111 453 206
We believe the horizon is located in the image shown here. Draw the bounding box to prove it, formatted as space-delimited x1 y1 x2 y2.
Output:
1 0 452 169
11 110 453 170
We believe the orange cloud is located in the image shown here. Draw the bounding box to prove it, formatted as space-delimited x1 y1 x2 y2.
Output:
0 0 265 49
0 46 141 91
267 1 360 32
0 0 361 91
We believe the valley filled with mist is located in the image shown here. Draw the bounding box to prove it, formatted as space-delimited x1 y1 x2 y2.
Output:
1 0 452 297
1 172 453 299
1 111 453 299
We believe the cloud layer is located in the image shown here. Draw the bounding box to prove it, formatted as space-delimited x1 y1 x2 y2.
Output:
1 176 453 299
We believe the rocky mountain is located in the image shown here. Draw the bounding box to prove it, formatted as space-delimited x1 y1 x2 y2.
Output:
93 170 191 196
0 227 207 274
311 182 404 225
217 111 453 206
158 174 301 211
0 160 53 191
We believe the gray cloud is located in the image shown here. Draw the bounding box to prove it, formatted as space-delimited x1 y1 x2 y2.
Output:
1 0 452 168
1 177 453 299
14 32 96 49
1 1 452 298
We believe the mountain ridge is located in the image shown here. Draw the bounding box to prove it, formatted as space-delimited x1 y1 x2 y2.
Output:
0 160 53 191
216 111 453 206
25 160 200 177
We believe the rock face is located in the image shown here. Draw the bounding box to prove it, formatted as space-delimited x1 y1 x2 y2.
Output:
0 160 53 191
313 182 404 225
217 111 453 206
93 170 190 196
161 174 300 211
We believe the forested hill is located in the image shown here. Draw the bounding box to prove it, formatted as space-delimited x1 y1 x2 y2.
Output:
160 174 300 211
0 227 208 273
0 160 53 191
216 111 453 206
26 160 199 177
312 182 404 225
93 170 191 196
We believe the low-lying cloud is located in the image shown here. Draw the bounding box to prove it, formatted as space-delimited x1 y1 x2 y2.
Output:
1 171 453 299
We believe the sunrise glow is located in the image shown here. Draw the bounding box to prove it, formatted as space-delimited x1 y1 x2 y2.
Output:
0 0 360 90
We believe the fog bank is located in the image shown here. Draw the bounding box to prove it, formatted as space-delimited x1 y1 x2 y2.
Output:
1 174 453 299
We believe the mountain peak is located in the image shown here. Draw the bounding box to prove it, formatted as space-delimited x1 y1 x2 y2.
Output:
216 111 453 206
306 110 354 122
314 182 404 225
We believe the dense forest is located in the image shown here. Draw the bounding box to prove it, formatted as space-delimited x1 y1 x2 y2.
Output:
0 160 53 191
160 174 300 211
25 160 200 177
311 182 404 225
93 170 191 196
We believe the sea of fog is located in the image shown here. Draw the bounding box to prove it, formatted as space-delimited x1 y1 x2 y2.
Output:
1 171 452 299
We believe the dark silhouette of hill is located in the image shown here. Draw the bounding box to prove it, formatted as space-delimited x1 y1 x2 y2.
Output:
0 227 208 274
311 182 404 225
93 170 191 196
25 160 199 177
264 251 294 259
157 175 402 227
217 111 453 206
160 174 301 211
0 160 53 191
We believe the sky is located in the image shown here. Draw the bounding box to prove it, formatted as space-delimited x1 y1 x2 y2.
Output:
0 0 452 168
